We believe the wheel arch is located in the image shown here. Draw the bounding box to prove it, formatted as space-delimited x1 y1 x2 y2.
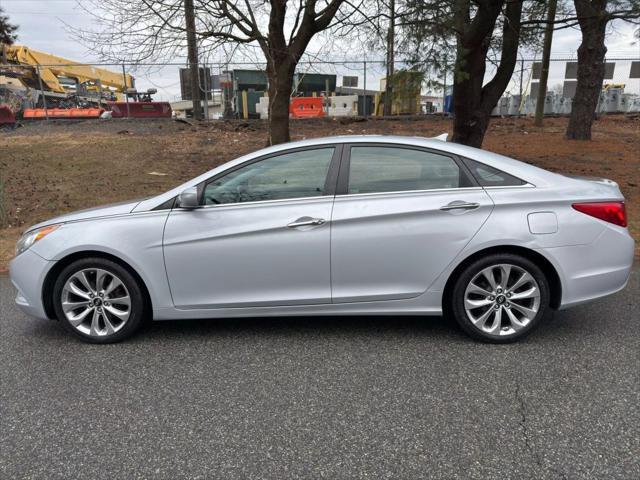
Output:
442 245 563 312
42 250 153 320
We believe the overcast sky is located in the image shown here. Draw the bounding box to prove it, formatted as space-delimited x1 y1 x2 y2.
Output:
1 0 639 100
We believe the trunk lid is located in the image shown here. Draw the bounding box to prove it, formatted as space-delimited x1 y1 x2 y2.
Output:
562 174 625 200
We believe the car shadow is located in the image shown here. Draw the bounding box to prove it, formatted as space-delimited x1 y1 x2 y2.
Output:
135 311 577 344
23 308 580 346
138 314 466 341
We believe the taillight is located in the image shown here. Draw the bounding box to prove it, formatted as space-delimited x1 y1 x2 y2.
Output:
572 201 627 227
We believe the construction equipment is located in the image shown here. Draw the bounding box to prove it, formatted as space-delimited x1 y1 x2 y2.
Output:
23 107 105 119
1 44 133 102
0 104 15 125
108 101 172 118
603 83 626 91
0 44 172 120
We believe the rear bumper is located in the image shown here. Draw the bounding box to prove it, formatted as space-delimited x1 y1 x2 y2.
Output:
540 225 635 309
8 249 55 320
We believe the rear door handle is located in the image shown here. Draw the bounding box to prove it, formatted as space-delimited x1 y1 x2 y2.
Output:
440 201 480 211
287 217 326 228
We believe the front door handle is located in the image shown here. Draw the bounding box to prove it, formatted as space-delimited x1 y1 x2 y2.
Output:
287 217 326 228
440 201 481 211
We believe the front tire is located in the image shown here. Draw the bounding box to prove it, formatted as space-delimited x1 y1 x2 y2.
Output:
53 257 146 343
450 253 550 343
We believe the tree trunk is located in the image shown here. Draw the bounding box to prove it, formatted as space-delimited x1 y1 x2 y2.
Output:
383 0 396 116
565 0 608 140
451 47 490 148
258 0 344 144
452 110 492 147
533 0 557 127
451 0 522 148
267 60 295 145
184 0 203 120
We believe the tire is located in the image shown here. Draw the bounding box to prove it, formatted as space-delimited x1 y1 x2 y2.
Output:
52 257 146 343
450 253 550 343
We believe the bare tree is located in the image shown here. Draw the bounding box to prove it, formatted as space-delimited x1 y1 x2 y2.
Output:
203 0 350 144
0 7 18 45
74 0 358 145
337 0 422 115
565 0 640 140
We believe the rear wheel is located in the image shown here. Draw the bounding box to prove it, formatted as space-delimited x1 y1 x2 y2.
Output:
450 253 550 343
53 258 146 343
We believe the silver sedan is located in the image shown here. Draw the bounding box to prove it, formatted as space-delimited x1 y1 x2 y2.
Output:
9 135 634 343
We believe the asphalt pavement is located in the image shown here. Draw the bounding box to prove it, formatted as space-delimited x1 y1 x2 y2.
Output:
1 271 639 480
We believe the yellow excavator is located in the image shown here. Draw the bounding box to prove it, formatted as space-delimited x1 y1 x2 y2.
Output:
1 44 171 124
0 44 134 102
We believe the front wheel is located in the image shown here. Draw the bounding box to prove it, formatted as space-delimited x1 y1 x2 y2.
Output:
450 253 550 343
52 258 146 343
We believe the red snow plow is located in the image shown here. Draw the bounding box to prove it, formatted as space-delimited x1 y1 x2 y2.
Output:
22 108 105 119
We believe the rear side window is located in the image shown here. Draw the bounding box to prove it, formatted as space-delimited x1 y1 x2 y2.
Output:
347 146 472 194
462 158 526 187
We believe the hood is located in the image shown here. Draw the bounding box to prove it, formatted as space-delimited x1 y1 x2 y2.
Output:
25 198 145 233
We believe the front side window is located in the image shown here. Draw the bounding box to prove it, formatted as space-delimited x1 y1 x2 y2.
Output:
203 148 334 205
347 146 470 194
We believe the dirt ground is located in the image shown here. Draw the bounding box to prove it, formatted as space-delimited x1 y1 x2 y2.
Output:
1 115 639 272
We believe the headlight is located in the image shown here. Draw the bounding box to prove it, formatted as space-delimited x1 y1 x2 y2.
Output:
15 224 61 256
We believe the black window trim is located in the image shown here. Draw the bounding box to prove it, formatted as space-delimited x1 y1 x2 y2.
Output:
459 155 529 188
192 144 343 207
335 142 479 196
151 196 177 211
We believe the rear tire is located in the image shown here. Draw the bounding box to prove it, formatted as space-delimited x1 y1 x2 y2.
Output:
53 257 146 343
450 253 550 343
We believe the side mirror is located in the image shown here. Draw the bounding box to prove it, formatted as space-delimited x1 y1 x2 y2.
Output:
176 186 200 209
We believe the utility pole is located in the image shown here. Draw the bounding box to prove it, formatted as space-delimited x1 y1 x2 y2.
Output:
442 58 447 117
534 0 557 127
383 0 395 116
184 0 203 120
363 60 367 116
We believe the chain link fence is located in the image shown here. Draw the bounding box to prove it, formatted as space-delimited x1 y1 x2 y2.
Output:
1 56 639 122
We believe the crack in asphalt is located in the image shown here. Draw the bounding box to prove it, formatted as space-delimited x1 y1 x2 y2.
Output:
515 380 545 477
515 381 569 480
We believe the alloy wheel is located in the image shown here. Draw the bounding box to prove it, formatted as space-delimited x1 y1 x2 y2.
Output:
60 268 131 337
463 263 541 336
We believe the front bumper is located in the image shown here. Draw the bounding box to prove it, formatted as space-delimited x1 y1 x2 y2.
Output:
8 249 55 320
541 225 635 309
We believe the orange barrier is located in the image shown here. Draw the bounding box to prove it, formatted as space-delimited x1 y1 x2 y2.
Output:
0 104 16 125
107 101 172 118
290 97 326 118
23 108 104 119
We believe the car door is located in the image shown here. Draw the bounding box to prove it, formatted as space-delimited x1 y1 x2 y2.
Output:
330 143 494 303
163 146 341 309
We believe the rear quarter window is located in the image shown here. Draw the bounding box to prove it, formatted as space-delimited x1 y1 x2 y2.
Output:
462 158 526 187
